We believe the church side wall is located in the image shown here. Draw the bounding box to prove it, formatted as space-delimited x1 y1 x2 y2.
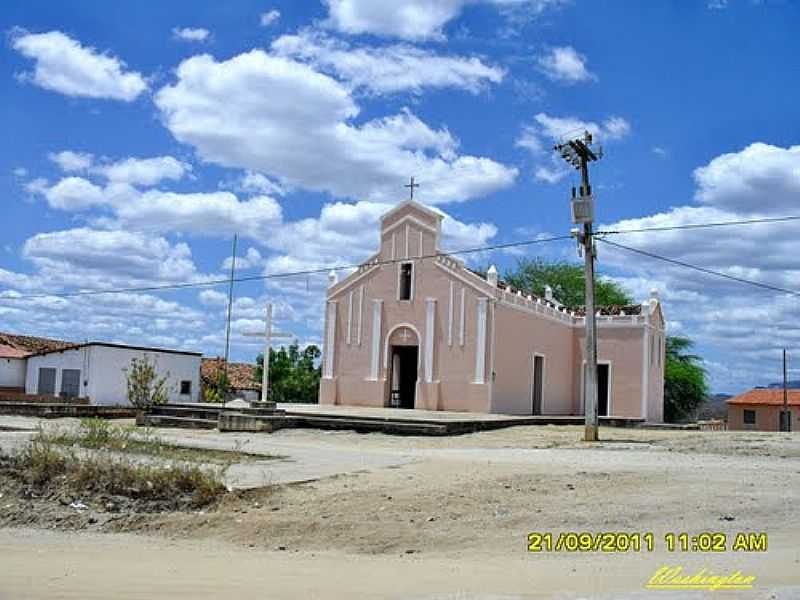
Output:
573 326 645 418
491 302 576 415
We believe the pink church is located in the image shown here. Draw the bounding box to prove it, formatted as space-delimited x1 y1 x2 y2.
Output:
319 201 665 421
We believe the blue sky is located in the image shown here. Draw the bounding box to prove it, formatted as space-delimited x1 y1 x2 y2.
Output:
2 0 799 392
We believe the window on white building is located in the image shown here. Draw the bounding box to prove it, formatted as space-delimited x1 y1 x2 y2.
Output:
180 380 192 396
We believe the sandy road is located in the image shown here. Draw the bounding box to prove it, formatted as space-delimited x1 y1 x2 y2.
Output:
1 419 799 598
0 528 797 600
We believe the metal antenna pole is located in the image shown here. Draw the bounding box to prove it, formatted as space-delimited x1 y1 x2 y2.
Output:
223 234 237 383
555 131 601 442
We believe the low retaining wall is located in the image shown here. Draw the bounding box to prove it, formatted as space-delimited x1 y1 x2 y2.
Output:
0 402 135 419
0 391 90 405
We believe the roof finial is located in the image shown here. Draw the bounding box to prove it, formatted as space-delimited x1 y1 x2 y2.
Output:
328 269 338 287
404 176 420 201
487 264 498 287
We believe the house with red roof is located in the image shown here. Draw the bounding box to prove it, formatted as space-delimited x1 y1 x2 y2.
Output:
727 388 798 431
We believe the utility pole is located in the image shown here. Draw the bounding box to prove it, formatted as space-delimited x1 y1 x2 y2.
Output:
555 131 602 442
223 234 238 383
783 349 790 432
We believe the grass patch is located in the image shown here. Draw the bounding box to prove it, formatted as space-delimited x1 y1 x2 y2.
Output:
1 430 227 510
45 418 278 464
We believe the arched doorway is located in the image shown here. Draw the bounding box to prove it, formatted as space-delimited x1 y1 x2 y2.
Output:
386 325 420 409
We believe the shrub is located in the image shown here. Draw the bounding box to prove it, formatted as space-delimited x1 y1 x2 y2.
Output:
126 355 171 409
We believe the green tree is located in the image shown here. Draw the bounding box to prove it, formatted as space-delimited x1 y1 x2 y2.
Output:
504 258 632 307
254 342 322 403
503 258 709 423
664 336 709 422
125 355 170 410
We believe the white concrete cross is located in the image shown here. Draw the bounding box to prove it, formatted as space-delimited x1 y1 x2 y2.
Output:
243 303 294 403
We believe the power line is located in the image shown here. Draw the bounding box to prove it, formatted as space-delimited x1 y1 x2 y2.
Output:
597 238 800 298
596 215 800 236
0 234 574 303
4 213 800 305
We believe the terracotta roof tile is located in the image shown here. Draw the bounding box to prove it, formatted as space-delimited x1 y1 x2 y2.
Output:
727 388 800 406
0 332 73 356
0 344 29 359
201 358 260 391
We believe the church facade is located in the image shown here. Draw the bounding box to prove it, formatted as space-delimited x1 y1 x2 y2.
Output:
319 201 665 420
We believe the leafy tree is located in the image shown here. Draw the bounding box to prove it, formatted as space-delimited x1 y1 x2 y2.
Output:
504 258 633 307
503 258 709 423
125 355 170 410
203 371 230 403
254 342 321 403
664 336 709 422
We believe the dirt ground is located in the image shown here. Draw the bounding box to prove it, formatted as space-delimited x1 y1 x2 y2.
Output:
1 423 799 598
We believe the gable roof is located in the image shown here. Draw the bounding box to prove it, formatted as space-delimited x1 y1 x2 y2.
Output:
201 358 260 391
26 341 202 358
379 199 443 225
727 388 800 406
0 332 73 357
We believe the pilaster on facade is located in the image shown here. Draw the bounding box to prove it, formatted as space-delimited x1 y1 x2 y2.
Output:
368 299 383 380
424 298 437 383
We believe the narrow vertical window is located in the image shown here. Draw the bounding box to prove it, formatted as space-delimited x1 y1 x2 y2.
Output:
399 262 413 300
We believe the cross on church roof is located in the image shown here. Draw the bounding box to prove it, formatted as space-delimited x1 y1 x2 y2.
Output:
404 176 420 201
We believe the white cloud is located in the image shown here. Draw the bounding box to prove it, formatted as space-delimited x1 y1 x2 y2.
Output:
531 113 631 143
172 27 211 42
235 171 286 196
260 10 281 26
48 150 94 172
652 146 668 157
155 50 516 204
47 152 190 186
12 30 147 101
93 156 191 186
323 0 564 41
115 191 283 239
198 289 228 306
42 176 106 210
693 143 800 214
222 247 263 271
600 142 800 391
12 167 28 178
272 30 505 95
536 46 594 83
516 112 630 184
22 228 202 290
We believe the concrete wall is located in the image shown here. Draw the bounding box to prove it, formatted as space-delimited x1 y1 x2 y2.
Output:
26 346 201 406
728 404 800 431
491 302 575 415
0 357 26 389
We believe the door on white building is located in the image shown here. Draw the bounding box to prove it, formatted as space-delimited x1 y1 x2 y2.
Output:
61 369 81 398
37 368 56 395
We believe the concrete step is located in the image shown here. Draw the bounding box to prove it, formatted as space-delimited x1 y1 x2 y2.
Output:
141 414 218 430
290 415 450 435
149 405 222 420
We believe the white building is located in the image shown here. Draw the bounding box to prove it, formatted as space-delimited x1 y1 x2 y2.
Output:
24 342 202 406
0 345 28 390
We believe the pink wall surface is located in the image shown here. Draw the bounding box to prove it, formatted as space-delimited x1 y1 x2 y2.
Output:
728 404 800 431
491 302 575 415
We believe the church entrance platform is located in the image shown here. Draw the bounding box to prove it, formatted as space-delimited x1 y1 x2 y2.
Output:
140 402 643 436
276 403 644 436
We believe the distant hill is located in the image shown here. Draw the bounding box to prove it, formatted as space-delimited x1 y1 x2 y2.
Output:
765 380 800 389
695 393 732 420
